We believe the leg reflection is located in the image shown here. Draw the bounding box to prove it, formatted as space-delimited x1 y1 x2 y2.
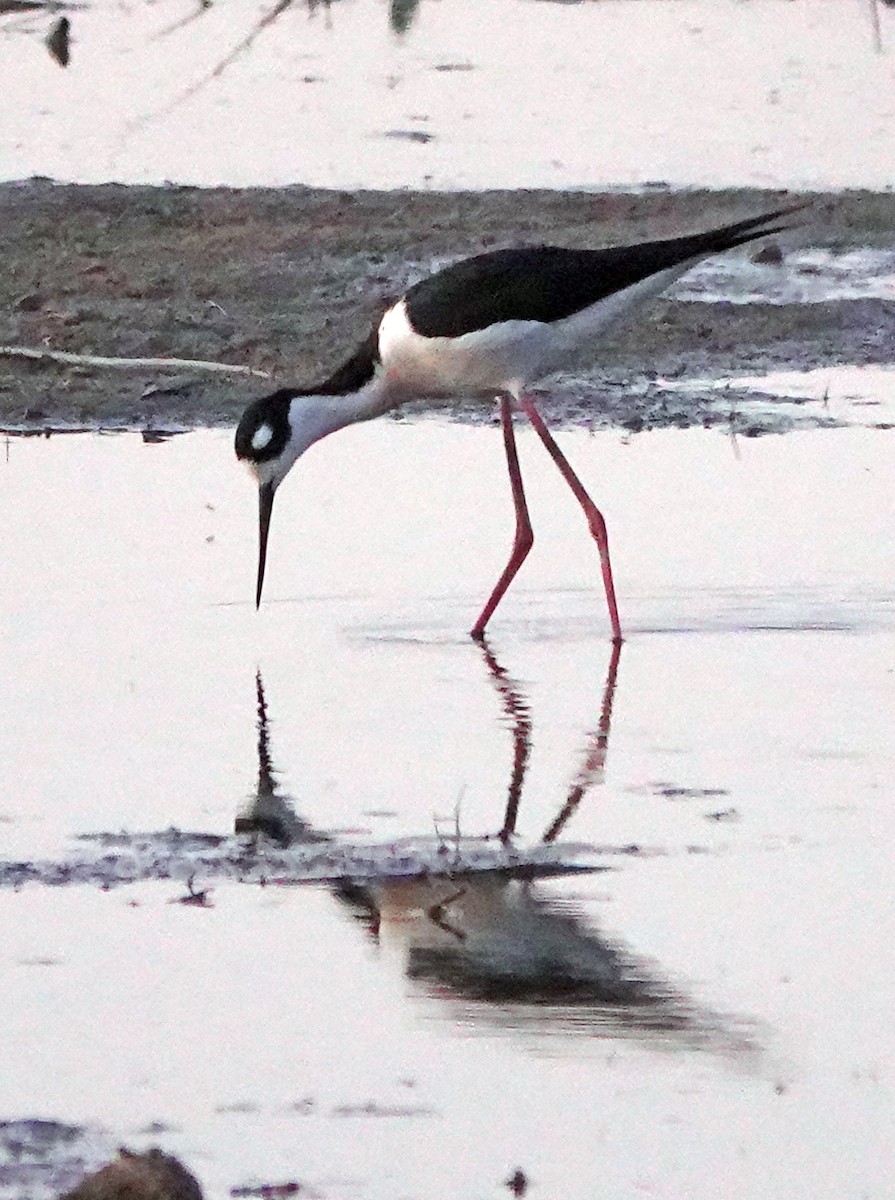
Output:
543 639 622 843
476 637 532 843
477 637 622 845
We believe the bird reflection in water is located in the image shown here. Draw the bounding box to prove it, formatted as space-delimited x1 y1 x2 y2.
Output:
234 671 330 848
479 640 621 846
238 646 755 1053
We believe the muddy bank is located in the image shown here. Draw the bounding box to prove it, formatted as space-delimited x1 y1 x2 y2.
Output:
1 180 893 431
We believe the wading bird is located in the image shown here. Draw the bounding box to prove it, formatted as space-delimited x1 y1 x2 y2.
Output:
235 207 800 640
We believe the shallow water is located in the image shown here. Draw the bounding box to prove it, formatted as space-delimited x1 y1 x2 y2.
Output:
4 2 893 1193
3 0 895 188
1 416 893 1197
667 360 895 429
678 247 895 305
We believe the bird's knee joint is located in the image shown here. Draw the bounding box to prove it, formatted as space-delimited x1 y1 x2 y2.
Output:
515 524 534 554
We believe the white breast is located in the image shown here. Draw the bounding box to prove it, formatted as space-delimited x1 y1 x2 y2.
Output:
378 300 550 396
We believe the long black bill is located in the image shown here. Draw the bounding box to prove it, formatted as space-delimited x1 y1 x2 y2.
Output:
256 481 275 609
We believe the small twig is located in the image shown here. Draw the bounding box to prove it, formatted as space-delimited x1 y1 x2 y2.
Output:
0 344 270 377
727 396 742 462
170 874 213 906
149 0 212 42
123 0 294 139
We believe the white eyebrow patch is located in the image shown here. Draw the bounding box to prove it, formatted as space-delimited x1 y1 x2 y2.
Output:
251 423 274 451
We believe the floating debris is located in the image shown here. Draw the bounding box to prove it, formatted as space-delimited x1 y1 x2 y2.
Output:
505 1168 529 1197
141 428 188 443
45 15 69 67
330 1099 435 1118
383 129 435 144
389 0 421 35
230 1183 302 1199
751 239 784 265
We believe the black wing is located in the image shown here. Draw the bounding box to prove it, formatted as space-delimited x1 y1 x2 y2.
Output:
404 206 804 339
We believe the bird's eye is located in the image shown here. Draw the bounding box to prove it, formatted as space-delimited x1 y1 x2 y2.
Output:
251 423 274 452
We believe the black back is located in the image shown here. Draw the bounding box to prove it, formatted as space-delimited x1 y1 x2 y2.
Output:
404 207 802 338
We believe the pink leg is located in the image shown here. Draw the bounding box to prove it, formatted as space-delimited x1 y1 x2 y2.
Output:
517 392 623 644
470 395 534 638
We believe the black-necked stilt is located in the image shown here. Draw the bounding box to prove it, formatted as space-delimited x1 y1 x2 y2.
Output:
235 206 802 640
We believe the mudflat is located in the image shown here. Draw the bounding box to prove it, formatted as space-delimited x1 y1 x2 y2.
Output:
1 180 892 431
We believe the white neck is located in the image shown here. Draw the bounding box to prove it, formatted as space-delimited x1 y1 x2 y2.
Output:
287 373 399 454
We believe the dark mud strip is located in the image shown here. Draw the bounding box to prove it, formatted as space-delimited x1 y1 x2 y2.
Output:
0 827 604 891
1 181 893 431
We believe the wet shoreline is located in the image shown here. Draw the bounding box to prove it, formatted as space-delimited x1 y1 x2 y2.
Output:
1 180 893 432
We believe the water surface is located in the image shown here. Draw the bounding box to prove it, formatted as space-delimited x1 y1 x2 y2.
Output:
3 0 895 188
1 418 892 1197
